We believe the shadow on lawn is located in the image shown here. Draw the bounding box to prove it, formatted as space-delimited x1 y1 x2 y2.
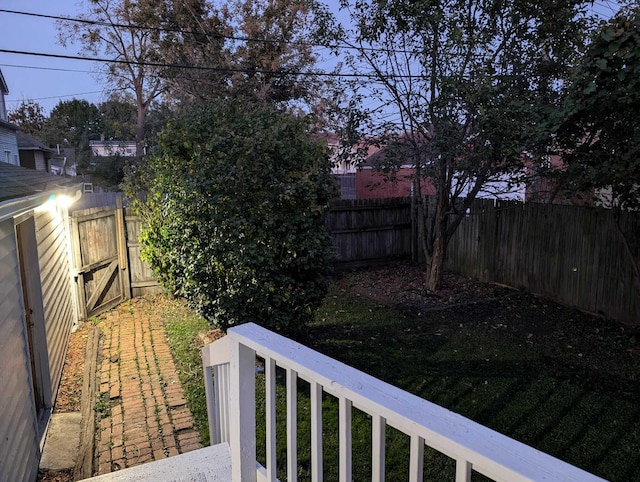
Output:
306 281 640 482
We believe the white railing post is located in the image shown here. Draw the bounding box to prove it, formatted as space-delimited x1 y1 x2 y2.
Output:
409 435 424 482
311 381 323 482
213 364 230 443
203 363 218 445
202 337 231 445
372 414 385 481
229 336 257 482
456 459 472 482
339 397 352 482
286 368 298 482
266 357 277 482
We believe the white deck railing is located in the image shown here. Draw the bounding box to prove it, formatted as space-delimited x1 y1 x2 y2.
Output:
202 323 606 482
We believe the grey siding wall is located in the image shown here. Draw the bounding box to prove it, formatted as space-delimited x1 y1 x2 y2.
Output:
0 219 40 482
0 126 19 165
35 151 46 171
35 209 75 403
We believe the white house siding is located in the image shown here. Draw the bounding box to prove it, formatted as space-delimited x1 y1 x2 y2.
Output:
0 219 40 482
35 208 75 403
0 125 19 165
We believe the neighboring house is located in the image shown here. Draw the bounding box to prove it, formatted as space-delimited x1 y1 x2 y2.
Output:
16 130 54 172
0 69 20 166
50 147 78 177
353 135 527 201
324 133 385 199
357 136 435 199
0 69 8 121
0 162 81 481
89 139 137 157
0 118 19 166
525 155 596 206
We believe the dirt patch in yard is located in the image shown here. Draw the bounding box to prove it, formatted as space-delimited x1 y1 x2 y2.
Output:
54 324 89 413
335 261 639 390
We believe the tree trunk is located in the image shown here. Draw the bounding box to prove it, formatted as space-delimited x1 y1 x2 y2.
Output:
135 98 146 159
426 165 449 292
427 212 447 291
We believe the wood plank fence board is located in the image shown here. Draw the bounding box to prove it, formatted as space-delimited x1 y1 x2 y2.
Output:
69 195 638 325
447 199 639 325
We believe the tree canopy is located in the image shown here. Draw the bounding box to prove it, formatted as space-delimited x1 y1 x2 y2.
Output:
319 0 594 290
59 0 166 157
128 101 335 334
8 100 46 137
553 6 640 289
554 7 640 211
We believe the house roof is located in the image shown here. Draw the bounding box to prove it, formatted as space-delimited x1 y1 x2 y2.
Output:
0 70 8 95
363 134 431 169
0 161 78 202
0 118 19 132
89 139 136 147
16 131 53 153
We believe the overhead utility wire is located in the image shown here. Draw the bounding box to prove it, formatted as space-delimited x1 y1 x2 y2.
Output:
7 90 114 103
0 48 428 80
0 8 416 55
0 63 93 73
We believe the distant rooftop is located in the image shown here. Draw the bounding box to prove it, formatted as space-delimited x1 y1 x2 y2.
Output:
0 161 78 202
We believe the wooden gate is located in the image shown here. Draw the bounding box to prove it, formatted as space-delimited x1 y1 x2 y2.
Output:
70 197 131 319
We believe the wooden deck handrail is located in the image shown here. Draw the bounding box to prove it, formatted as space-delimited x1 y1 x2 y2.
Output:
203 323 607 482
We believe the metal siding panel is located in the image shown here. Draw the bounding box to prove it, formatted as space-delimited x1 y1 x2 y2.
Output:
0 219 40 482
35 210 74 406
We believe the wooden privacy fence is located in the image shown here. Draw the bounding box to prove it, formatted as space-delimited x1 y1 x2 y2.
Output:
69 195 639 325
124 208 164 298
327 198 413 266
446 200 640 325
69 198 162 320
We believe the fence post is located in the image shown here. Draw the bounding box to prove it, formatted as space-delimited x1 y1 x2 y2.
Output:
115 194 132 300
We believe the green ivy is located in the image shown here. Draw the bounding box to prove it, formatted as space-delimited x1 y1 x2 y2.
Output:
128 101 335 335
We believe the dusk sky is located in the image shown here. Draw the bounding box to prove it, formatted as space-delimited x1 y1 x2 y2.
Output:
1 1 621 116
2 1 106 114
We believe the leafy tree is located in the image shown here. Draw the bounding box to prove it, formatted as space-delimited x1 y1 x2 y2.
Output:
226 0 322 106
553 7 640 287
42 98 101 172
143 101 173 150
90 153 127 189
59 0 165 158
153 0 230 104
157 0 331 113
319 0 594 291
99 96 137 141
127 101 335 334
61 0 327 153
8 100 46 137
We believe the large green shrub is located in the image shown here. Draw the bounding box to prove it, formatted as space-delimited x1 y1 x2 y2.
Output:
130 101 335 334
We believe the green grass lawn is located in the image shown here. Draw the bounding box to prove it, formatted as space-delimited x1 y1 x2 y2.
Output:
162 274 640 482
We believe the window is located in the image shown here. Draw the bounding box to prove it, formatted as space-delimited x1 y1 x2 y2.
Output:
4 150 10 164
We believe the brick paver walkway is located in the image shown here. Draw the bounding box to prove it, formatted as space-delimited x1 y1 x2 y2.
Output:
95 299 202 475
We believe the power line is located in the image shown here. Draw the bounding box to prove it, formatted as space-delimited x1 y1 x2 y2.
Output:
0 63 94 73
0 8 416 56
0 48 427 80
6 90 108 103
1 5 612 60
0 8 331 50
